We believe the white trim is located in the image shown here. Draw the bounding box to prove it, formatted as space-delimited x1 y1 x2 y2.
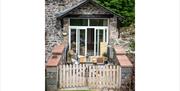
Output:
70 18 109 19
69 18 109 60
69 18 108 27
105 28 108 45
94 28 96 56
69 26 108 29
77 29 80 55
85 28 87 62
76 29 78 54
97 29 99 56
88 19 90 26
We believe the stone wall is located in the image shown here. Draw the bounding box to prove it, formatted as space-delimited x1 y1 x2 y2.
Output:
69 2 110 14
121 67 132 84
109 17 118 45
46 67 58 91
62 18 69 44
46 44 65 91
113 46 133 85
45 0 84 62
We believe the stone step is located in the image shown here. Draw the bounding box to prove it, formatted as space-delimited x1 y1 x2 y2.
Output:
58 87 90 91
58 88 120 91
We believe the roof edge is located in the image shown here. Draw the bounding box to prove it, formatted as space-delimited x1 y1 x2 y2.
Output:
55 0 123 20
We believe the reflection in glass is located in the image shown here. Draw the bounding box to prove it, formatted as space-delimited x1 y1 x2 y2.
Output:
99 29 103 42
79 29 85 56
105 29 107 42
99 29 103 55
70 19 88 26
90 19 108 26
71 29 76 53
96 29 98 55
95 29 104 56
87 28 94 56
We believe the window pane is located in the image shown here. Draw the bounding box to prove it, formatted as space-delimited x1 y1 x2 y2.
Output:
99 29 103 42
70 19 88 26
105 29 107 42
79 29 85 56
71 29 76 53
96 29 98 55
90 19 108 26
87 28 94 56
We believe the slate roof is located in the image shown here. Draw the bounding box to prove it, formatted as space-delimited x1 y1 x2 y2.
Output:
55 0 123 20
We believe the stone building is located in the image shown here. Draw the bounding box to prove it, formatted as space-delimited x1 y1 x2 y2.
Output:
45 0 122 62
45 0 133 91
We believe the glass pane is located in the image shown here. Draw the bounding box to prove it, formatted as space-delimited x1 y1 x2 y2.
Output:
99 29 103 55
90 19 108 26
79 29 85 56
87 28 94 56
70 19 88 26
96 29 98 55
105 29 107 42
99 29 103 42
71 29 76 53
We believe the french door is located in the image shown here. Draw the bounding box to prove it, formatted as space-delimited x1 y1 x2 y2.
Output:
94 28 107 56
69 27 108 62
77 28 87 57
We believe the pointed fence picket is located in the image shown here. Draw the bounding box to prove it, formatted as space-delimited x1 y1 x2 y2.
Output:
59 64 121 89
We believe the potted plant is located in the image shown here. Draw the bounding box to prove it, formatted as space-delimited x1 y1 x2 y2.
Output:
103 52 108 64
67 49 74 64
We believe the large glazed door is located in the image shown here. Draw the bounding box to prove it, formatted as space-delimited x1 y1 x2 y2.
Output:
87 28 95 56
69 28 87 62
78 29 86 56
70 27 107 63
70 29 77 53
95 28 108 56
77 28 87 63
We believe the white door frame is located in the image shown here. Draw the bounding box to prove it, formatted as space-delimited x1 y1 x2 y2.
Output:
69 18 109 62
69 27 108 56
95 28 108 56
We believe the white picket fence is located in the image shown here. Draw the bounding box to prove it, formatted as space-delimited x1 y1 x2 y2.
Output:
59 64 121 89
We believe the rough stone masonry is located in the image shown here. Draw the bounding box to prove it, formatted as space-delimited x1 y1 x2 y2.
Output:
45 0 83 62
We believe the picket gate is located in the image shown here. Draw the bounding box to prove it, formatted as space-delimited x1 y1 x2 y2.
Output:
59 64 121 89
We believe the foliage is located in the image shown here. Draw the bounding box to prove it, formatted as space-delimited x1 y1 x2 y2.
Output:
67 49 74 63
111 23 135 53
129 37 135 51
96 0 135 51
96 0 135 27
102 52 108 57
121 23 135 35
